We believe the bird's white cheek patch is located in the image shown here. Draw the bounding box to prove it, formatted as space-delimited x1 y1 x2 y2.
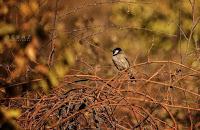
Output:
114 50 119 55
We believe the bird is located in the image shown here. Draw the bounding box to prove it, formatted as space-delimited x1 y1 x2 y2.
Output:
112 47 136 83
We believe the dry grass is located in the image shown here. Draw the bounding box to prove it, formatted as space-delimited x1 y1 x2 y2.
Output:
1 59 200 130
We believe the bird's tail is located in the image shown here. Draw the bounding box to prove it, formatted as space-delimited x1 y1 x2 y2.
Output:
128 68 136 84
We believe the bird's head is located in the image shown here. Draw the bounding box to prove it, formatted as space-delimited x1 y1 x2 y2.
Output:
112 47 122 56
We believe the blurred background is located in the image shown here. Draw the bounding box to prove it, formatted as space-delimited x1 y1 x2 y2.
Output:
0 0 200 129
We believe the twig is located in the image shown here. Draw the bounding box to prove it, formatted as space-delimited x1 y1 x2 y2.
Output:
48 0 59 67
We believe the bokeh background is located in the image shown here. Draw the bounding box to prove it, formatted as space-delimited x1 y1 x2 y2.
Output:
0 0 200 129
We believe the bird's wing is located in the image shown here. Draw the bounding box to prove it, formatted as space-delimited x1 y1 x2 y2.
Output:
124 56 130 67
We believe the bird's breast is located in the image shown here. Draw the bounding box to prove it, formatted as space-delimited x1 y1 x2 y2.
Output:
112 54 130 71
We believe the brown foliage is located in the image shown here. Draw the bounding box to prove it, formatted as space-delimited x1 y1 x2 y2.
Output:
0 0 200 129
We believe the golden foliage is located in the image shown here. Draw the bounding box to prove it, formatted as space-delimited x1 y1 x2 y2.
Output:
0 0 200 129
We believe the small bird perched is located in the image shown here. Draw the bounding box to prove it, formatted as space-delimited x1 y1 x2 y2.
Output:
112 47 136 83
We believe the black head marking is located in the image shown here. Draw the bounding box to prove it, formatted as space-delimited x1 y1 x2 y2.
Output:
113 48 122 55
